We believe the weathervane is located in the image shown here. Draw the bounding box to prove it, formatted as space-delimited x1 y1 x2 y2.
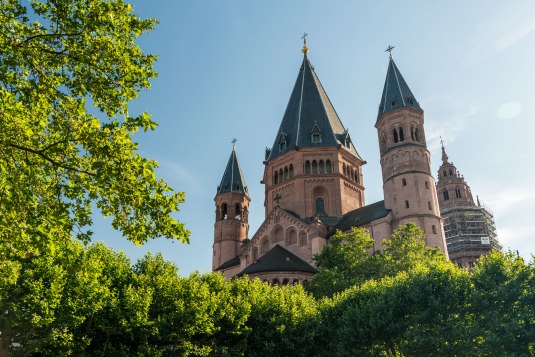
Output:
385 45 395 59
302 32 308 54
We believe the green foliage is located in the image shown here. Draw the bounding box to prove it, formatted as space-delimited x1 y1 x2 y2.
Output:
308 223 451 298
0 0 189 254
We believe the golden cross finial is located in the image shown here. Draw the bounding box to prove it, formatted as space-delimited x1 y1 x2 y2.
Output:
302 32 308 54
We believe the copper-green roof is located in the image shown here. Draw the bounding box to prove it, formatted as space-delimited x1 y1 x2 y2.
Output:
267 54 362 161
238 244 317 276
377 57 421 122
216 147 249 197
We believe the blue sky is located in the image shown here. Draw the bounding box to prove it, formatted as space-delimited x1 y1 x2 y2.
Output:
92 1 535 274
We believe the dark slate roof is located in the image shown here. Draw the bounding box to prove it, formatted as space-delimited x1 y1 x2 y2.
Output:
238 244 318 276
333 200 391 233
215 256 240 271
267 54 362 161
377 57 421 122
216 147 249 197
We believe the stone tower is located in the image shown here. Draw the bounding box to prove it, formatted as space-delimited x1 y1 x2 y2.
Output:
262 42 365 221
213 145 250 271
436 142 500 268
375 55 447 253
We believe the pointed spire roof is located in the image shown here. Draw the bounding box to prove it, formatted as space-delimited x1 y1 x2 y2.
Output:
377 57 421 122
216 145 249 197
267 51 361 161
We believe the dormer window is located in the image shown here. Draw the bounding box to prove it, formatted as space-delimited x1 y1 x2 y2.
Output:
278 132 287 151
391 98 397 107
341 129 351 148
311 122 322 144
408 97 414 105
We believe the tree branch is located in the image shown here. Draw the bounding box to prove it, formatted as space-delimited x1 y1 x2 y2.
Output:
6 142 95 176
20 32 82 45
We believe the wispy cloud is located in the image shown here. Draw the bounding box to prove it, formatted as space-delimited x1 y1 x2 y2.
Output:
495 15 535 51
424 102 481 151
157 160 203 193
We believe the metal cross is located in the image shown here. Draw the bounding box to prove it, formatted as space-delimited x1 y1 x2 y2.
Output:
231 138 237 148
273 193 282 206
302 32 308 43
385 45 395 58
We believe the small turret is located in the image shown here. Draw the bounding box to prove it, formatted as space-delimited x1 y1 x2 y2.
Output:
213 143 250 271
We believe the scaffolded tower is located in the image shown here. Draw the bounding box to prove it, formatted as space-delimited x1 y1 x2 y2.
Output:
436 142 500 268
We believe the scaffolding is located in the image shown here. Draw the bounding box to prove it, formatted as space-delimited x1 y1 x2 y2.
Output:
441 201 500 268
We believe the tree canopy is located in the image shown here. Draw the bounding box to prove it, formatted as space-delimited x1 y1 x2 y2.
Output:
0 0 189 254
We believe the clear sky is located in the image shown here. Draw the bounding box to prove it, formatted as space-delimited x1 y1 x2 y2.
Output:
92 1 535 274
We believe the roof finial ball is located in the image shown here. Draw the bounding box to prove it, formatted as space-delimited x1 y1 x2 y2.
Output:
301 32 308 54
385 45 395 59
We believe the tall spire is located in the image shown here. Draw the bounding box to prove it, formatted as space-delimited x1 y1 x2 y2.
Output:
441 137 449 164
377 56 421 121
217 143 249 197
266 45 361 161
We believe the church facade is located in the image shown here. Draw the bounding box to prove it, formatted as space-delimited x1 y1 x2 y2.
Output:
213 43 448 284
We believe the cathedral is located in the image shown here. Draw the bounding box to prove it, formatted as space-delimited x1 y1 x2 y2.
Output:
212 40 451 283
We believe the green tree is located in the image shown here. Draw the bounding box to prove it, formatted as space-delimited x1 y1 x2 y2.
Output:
0 0 189 251
307 227 376 298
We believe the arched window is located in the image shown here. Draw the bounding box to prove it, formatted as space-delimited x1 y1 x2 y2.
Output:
319 160 325 173
455 188 462 198
299 231 307 246
399 127 405 141
222 203 228 220
286 228 297 245
282 279 290 285
289 164 294 178
271 226 283 243
279 169 283 181
354 170 359 183
410 126 415 141
415 128 419 142
402 178 407 186
312 160 318 174
405 200 410 208
284 167 289 180
235 204 242 220
343 163 347 176
274 171 278 184
428 201 432 210
393 128 399 143
443 170 447 177
252 247 258 260
272 279 280 286
261 238 269 253
316 197 325 215
432 225 437 234
326 160 332 173
425 181 429 189
443 190 449 200
449 169 453 176
305 161 311 174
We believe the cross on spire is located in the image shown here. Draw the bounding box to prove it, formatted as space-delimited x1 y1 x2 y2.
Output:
231 138 237 149
385 45 395 59
301 32 308 54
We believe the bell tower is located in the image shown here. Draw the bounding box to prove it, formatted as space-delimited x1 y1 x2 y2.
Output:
262 37 365 221
213 143 250 270
375 53 447 254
